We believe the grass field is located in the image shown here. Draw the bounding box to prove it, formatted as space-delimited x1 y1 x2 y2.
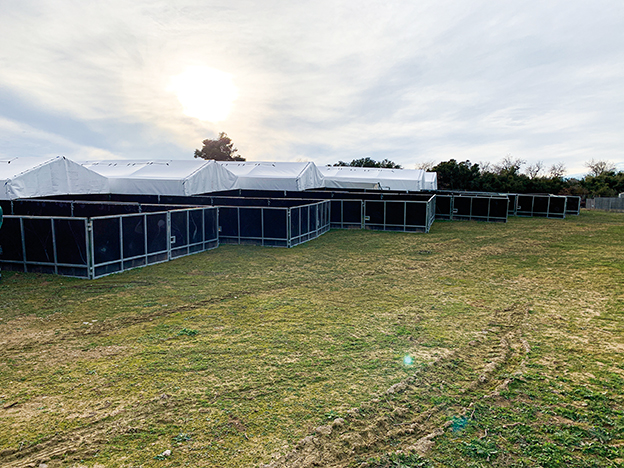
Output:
0 211 622 468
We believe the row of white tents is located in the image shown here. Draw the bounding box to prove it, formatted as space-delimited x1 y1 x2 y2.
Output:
1 156 437 200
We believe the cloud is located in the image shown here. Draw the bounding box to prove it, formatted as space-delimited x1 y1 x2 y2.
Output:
0 116 123 160
0 0 622 174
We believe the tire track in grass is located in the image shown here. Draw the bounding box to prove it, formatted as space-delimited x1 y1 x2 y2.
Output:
260 304 532 468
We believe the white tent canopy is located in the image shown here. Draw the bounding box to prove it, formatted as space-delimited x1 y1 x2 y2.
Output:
0 156 110 200
81 159 237 196
219 161 324 191
319 166 428 191
424 172 438 191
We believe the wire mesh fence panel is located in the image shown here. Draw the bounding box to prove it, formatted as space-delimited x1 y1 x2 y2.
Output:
434 195 453 219
300 206 310 238
452 197 472 220
0 206 218 279
471 197 489 220
517 194 566 218
239 208 262 241
432 194 507 222
146 212 168 262
589 198 624 211
548 197 566 218
331 200 363 229
54 219 90 276
170 210 189 258
363 200 431 232
516 195 535 217
204 209 218 243
565 196 581 215
122 216 146 259
507 194 518 215
0 217 24 262
291 207 301 240
92 217 123 277
364 201 385 227
0 216 90 277
290 201 330 247
263 209 288 246
91 207 219 278
406 202 430 232
309 204 318 233
218 207 240 243
489 198 509 221
217 206 290 247
23 218 55 264
532 196 550 217
385 201 405 227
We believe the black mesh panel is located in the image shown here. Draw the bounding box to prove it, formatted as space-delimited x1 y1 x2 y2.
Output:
122 215 146 259
23 218 54 262
189 210 203 245
55 219 88 265
146 213 167 254
0 218 24 261
365 201 384 225
385 202 405 226
170 211 188 247
263 209 287 239
93 218 121 265
239 208 262 238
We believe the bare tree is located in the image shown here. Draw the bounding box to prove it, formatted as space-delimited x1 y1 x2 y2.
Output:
415 160 437 171
493 154 526 175
478 160 493 173
549 162 566 178
585 159 616 177
525 161 544 179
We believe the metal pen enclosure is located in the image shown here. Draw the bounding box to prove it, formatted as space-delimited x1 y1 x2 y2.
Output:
215 200 330 247
0 196 331 278
431 193 509 222
204 189 437 233
516 194 567 218
53 191 432 234
565 196 581 215
0 200 219 279
111 194 332 248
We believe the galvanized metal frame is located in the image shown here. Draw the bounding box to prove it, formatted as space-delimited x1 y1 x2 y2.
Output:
516 194 567 219
2 215 91 277
433 194 508 223
363 199 434 232
329 196 435 233
0 206 219 279
565 196 581 215
217 200 331 248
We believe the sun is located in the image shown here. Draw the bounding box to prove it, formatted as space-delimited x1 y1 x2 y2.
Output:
169 66 238 122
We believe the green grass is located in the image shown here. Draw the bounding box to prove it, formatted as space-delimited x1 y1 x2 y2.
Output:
0 211 622 467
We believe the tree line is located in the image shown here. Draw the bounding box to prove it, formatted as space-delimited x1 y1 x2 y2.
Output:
429 157 624 198
330 155 623 197
194 135 622 197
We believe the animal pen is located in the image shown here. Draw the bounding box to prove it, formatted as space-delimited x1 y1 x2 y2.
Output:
0 157 577 279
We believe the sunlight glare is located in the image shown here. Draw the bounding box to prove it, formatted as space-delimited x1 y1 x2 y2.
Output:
169 66 238 122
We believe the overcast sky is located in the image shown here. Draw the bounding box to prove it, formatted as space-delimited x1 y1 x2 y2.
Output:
1 0 623 176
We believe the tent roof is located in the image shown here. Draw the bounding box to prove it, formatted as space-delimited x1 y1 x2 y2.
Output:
218 161 324 191
319 166 427 191
81 159 237 196
1 156 109 200
424 172 438 191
